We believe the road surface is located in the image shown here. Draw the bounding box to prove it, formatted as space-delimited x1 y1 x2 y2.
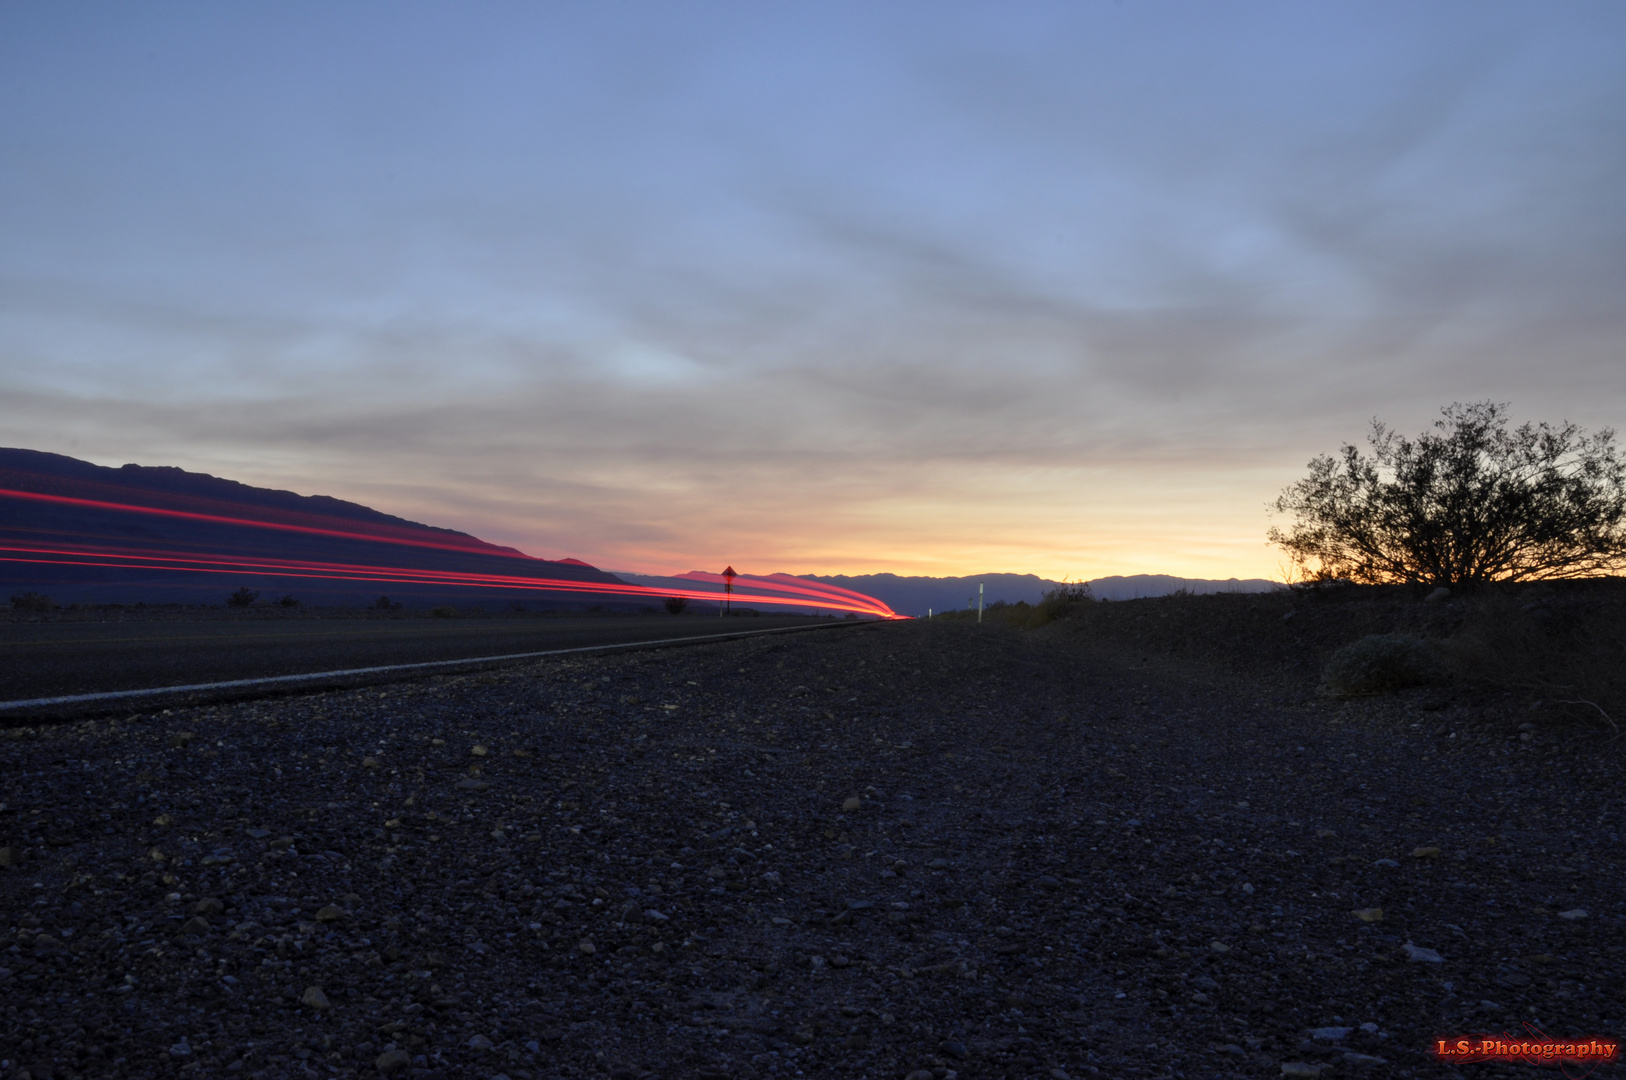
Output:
0 612 843 710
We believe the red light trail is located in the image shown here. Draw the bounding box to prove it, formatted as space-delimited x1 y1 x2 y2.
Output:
0 543 899 618
1 483 901 617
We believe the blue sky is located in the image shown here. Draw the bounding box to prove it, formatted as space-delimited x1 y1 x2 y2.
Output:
3 2 1623 578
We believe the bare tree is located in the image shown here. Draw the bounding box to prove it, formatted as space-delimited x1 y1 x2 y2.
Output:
1269 402 1626 587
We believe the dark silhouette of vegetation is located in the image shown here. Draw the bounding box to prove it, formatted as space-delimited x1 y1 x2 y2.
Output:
430 605 458 618
277 594 300 608
1270 402 1626 587
10 591 53 612
226 587 259 608
1030 580 1094 626
374 595 402 610
1321 633 1442 696
664 596 689 614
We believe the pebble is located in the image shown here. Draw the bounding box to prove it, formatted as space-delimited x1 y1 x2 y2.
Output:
1280 1064 1325 1077
1309 1027 1352 1041
1402 943 1443 963
1352 908 1384 923
301 985 332 1011
1412 846 1441 858
375 1048 413 1074
1557 909 1589 921
315 904 345 922
468 1034 495 1050
842 796 862 811
1343 1052 1388 1066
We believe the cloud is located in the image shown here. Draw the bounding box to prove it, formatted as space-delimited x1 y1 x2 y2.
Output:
2 3 1624 579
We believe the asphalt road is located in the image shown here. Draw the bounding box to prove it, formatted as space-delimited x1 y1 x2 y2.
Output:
0 613 839 705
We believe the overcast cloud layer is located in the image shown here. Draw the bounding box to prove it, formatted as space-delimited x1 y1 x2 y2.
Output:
3 3 1623 579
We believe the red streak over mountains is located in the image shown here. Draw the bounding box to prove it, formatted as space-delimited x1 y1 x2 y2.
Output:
0 449 895 617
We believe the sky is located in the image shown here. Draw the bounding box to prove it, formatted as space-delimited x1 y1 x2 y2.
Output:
2 2 1623 581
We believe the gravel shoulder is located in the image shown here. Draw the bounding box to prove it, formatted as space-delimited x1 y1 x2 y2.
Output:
1 616 1620 1080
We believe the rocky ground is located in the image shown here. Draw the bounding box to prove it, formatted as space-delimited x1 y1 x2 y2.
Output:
0 613 1621 1080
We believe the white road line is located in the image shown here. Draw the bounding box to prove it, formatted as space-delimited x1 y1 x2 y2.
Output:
0 620 862 711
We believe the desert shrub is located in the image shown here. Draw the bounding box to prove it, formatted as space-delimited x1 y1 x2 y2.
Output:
226 587 259 608
1271 402 1626 586
430 605 458 618
1031 581 1094 627
664 596 689 615
374 595 402 610
10 592 53 612
1322 633 1443 696
277 594 300 608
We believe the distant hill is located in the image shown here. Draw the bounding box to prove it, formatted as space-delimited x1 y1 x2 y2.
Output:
0 448 631 609
1086 574 1280 601
804 572 1278 616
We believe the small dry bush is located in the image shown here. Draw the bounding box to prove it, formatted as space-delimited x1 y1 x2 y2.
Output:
1030 582 1094 627
10 592 53 612
1321 634 1443 696
430 605 459 619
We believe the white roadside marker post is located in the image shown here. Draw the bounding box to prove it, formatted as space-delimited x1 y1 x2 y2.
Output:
978 582 984 623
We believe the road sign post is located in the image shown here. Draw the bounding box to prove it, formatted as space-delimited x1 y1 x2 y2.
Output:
722 566 737 616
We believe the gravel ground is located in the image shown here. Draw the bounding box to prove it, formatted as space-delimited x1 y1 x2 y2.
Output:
1 616 1621 1080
